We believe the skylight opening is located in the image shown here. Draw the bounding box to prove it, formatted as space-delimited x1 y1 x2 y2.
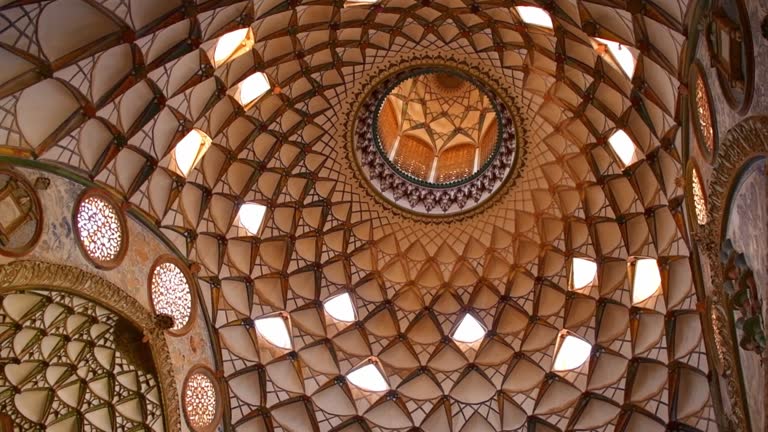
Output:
237 72 271 107
595 37 636 78
607 129 637 167
452 313 486 344
324 292 356 322
552 333 592 371
347 361 389 392
173 129 211 177
344 0 379 6
237 202 267 236
631 258 662 305
255 315 292 349
213 28 252 66
571 257 597 290
515 6 553 29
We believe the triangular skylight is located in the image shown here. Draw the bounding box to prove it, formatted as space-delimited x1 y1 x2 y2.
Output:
452 313 486 344
214 28 252 65
631 258 661 305
324 292 356 322
608 129 637 167
237 72 271 106
571 258 597 290
553 333 592 371
255 315 292 349
347 360 389 392
595 37 636 78
173 129 211 177
237 202 267 236
515 6 553 29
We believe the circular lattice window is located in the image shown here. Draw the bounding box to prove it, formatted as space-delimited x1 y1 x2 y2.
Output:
182 366 222 432
74 189 128 269
148 256 196 334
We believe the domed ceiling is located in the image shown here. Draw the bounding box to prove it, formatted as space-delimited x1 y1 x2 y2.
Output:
377 71 499 184
0 0 714 431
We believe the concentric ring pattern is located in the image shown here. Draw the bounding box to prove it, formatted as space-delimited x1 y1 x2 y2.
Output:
0 1 713 431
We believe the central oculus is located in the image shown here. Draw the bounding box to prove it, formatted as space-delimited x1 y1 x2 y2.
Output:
374 71 501 186
352 65 518 217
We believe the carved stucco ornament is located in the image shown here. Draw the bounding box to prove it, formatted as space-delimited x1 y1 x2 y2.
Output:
0 259 182 432
699 116 768 432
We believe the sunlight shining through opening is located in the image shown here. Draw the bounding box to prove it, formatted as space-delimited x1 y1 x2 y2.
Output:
608 129 636 167
571 258 597 290
238 202 267 235
324 293 356 322
345 0 379 5
255 316 292 349
631 258 662 305
452 314 486 343
595 37 636 78
174 129 210 176
515 6 553 29
214 28 250 65
238 72 271 106
553 334 592 371
347 363 389 392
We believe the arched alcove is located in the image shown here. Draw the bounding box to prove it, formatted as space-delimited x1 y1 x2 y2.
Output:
0 260 180 431
719 156 768 432
697 116 768 432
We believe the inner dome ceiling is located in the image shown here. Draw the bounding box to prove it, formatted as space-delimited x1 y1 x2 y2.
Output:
0 0 712 431
376 71 499 184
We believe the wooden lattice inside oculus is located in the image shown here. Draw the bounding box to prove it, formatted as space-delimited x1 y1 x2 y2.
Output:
183 367 221 431
149 259 194 333
74 190 126 268
376 72 500 185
